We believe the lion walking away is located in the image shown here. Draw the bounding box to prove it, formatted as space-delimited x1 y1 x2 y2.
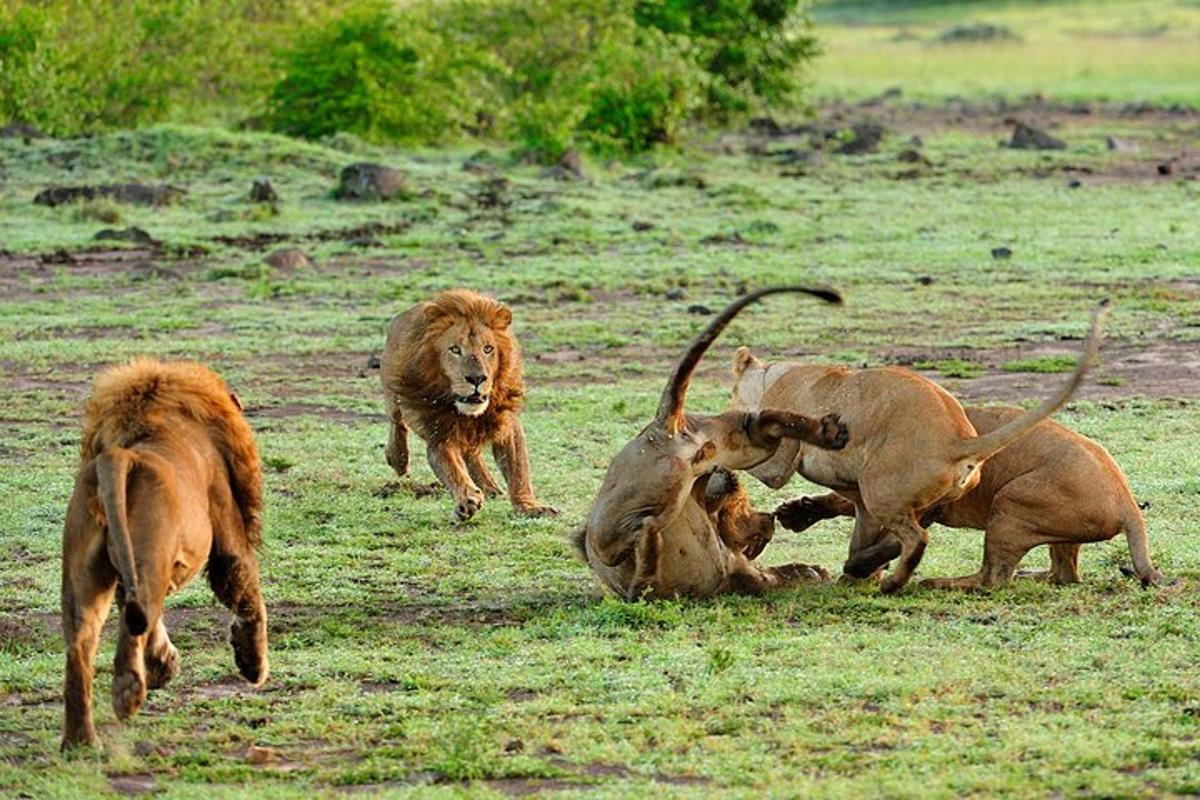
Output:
379 289 557 521
61 359 269 749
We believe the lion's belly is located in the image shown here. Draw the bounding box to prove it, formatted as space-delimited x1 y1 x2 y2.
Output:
798 449 859 492
654 500 728 597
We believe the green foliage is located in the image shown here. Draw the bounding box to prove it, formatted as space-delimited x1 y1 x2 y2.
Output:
267 1 474 143
636 0 820 116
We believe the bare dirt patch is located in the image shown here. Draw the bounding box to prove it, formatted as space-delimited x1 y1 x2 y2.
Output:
886 339 1200 401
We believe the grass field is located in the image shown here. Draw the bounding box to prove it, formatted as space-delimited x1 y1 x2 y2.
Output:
813 0 1200 106
2 4 1200 797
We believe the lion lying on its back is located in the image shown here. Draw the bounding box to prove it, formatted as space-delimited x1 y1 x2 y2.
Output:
380 289 556 520
62 359 268 749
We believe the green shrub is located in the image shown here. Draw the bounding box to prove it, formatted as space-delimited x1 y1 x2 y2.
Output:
635 0 819 117
266 1 476 142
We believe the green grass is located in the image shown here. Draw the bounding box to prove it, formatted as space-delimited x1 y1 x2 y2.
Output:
1 57 1199 798
1000 354 1079 373
811 0 1200 105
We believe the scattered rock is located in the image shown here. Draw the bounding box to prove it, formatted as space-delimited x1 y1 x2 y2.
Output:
94 227 159 246
131 264 183 282
835 121 885 155
1067 178 1082 188
1105 136 1138 153
916 275 935 286
749 117 784 136
642 170 707 190
991 246 1013 260
247 745 280 765
907 135 924 148
687 304 713 315
474 176 512 210
631 220 656 232
264 248 313 270
107 773 157 796
0 122 44 140
935 22 1021 44
772 148 821 166
1157 161 1175 176
664 288 686 301
34 183 185 207
897 148 931 166
366 354 382 370
334 163 406 201
249 178 278 204
1006 122 1066 150
699 231 748 246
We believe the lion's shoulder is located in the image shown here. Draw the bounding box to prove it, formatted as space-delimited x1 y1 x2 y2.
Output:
82 359 263 547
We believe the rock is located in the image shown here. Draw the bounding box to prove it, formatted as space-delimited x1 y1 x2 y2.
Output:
1067 178 1082 189
1006 122 1066 150
1105 136 1138 152
94 227 159 246
835 121 885 155
916 275 935 286
0 122 44 140
935 22 1020 44
366 354 381 369
34 183 184 207
749 117 783 136
664 288 686 301
897 148 931 165
249 178 278 204
686 304 713 316
1157 161 1175 176
264 248 313 270
991 246 1013 260
631 220 656 232
334 163 406 201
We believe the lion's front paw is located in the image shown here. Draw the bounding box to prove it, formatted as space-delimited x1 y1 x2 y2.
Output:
455 492 484 521
111 671 146 721
818 413 849 450
774 496 835 533
515 500 559 517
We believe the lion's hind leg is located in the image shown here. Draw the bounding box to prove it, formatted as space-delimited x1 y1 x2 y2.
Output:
144 618 180 690
208 501 268 686
61 480 118 749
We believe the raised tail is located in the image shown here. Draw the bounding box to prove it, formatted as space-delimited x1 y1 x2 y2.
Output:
95 448 148 635
953 299 1110 463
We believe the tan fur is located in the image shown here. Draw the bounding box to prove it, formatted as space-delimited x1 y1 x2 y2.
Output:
729 302 1107 594
61 359 268 750
380 289 555 520
775 406 1165 589
580 287 844 600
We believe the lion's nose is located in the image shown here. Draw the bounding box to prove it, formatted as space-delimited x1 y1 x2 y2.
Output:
466 373 487 388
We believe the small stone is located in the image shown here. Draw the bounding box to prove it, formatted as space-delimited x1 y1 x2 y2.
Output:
1006 122 1066 150
991 246 1013 260
366 354 382 369
249 178 278 204
1067 178 1082 188
335 163 406 201
916 275 935 286
665 288 686 301
1105 136 1137 153
687 304 713 315
631 220 655 232
1157 161 1174 176
264 248 313 270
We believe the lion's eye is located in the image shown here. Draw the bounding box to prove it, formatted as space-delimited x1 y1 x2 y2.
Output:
449 345 462 356
483 345 494 354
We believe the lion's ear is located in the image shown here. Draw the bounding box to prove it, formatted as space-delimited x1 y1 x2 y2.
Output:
493 304 513 329
228 391 245 412
733 346 763 377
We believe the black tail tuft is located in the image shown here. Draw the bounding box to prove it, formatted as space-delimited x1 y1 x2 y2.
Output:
124 600 148 635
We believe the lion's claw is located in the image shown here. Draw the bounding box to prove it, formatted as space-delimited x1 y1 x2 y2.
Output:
516 502 559 517
455 496 482 521
819 413 849 450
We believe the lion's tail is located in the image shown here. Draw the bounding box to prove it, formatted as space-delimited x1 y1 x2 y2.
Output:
95 448 148 635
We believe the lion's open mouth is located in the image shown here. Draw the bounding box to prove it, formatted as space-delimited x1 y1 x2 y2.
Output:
456 393 488 405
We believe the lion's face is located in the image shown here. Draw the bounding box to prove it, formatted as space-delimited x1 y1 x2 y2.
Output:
729 346 768 411
435 319 503 416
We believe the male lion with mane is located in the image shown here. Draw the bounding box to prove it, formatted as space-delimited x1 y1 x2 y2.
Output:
61 359 268 749
381 289 556 520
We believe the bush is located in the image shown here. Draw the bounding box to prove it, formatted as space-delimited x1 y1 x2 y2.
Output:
635 0 819 118
266 1 476 142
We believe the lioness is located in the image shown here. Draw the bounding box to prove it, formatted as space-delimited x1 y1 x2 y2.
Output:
728 301 1108 593
774 405 1165 589
380 289 556 521
61 359 268 749
577 287 847 600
